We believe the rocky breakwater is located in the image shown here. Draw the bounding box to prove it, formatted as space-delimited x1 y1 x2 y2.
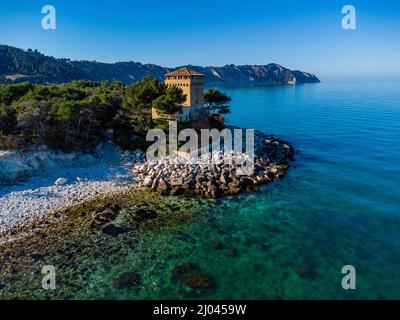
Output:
134 133 295 198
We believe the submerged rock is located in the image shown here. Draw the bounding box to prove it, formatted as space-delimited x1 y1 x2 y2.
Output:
295 266 318 280
31 253 44 261
180 272 215 289
211 240 223 249
91 204 121 227
101 224 125 237
131 207 158 222
177 214 195 223
171 263 215 290
225 248 238 257
171 263 197 282
113 271 141 289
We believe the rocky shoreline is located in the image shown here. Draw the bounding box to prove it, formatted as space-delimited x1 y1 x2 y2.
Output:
0 142 145 236
0 130 295 241
0 130 296 298
134 132 295 199
0 188 215 299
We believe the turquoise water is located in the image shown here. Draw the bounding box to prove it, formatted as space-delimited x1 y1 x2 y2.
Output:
2 81 400 299
214 82 400 298
227 82 400 218
84 82 400 299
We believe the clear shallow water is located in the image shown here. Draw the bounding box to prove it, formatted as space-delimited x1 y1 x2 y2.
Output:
1 82 400 299
217 82 400 298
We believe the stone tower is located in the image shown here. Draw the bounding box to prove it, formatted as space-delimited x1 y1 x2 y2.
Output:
152 67 205 121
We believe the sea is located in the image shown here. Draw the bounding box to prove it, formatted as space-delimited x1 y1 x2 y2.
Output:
1 81 400 299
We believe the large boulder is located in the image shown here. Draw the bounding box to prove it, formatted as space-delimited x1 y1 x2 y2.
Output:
170 177 183 187
157 178 169 191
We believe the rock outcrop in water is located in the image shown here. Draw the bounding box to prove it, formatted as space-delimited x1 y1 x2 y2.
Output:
133 133 295 199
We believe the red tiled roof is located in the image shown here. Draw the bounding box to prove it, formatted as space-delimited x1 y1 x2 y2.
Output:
165 67 203 77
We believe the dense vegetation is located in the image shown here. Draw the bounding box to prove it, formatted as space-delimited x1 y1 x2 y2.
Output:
0 78 230 152
0 45 167 84
204 88 232 115
0 45 320 85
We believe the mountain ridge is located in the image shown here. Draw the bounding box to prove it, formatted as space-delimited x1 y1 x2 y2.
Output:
0 45 320 85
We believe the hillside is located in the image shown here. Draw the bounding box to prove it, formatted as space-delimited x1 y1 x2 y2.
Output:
0 45 320 85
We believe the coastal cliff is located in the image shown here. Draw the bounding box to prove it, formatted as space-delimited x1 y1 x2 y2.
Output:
0 45 320 85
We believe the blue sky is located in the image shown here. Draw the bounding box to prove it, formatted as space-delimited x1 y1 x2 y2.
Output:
0 0 399 80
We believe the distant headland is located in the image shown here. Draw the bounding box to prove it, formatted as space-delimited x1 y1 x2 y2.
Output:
0 45 320 85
